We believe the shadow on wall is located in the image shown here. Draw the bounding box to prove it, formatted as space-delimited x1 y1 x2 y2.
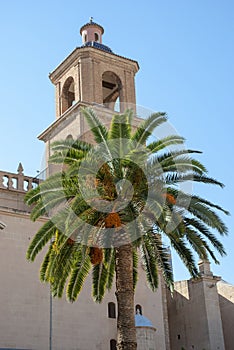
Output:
166 278 234 350
167 284 201 350
219 294 234 350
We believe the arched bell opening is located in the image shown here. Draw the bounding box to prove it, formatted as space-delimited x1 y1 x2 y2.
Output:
61 77 75 114
102 71 122 112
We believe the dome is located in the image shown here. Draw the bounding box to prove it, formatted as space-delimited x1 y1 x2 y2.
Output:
82 41 112 53
135 313 154 327
79 18 112 52
80 18 104 35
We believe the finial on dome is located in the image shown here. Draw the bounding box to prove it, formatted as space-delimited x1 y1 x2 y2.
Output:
80 18 104 44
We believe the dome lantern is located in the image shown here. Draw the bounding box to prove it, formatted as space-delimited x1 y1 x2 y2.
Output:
80 17 104 45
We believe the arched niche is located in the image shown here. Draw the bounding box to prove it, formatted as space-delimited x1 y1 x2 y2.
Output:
108 302 116 319
61 77 75 114
110 339 117 350
135 304 143 315
66 134 74 141
102 71 122 111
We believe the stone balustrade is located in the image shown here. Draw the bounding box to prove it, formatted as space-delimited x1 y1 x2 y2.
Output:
0 163 39 192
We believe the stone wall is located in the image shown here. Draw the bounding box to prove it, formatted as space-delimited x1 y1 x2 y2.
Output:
136 327 156 350
167 273 226 350
217 281 234 350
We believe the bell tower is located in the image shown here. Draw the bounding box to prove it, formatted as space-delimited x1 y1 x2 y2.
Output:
38 19 139 167
49 18 138 117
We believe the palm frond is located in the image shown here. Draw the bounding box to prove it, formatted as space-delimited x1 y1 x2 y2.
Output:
81 107 108 144
184 227 220 264
92 258 108 303
140 235 159 291
66 247 91 302
146 232 174 291
49 241 78 298
40 244 53 282
191 195 230 216
51 138 92 152
133 248 138 290
132 112 167 145
147 135 185 153
108 112 131 140
184 217 226 256
26 220 57 261
167 228 199 278
24 186 41 205
184 228 208 260
150 150 206 176
165 173 225 188
126 108 134 126
104 248 116 291
188 200 228 235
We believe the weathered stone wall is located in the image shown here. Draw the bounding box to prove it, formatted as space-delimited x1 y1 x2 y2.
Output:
217 281 234 350
0 210 49 350
167 275 225 350
136 327 156 350
49 47 138 119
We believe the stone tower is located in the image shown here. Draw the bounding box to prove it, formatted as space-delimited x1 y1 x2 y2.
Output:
39 18 139 171
52 18 139 115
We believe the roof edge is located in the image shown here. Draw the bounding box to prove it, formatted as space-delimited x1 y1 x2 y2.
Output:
49 46 139 84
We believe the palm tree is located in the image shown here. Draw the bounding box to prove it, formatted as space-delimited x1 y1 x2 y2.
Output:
25 108 229 350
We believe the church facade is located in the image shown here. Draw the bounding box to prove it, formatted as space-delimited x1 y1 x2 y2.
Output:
0 20 233 350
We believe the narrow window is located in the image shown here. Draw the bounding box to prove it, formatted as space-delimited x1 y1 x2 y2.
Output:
108 302 116 319
135 304 142 315
94 32 99 42
110 339 117 350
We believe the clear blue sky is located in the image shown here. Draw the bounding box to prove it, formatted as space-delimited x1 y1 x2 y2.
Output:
0 1 233 283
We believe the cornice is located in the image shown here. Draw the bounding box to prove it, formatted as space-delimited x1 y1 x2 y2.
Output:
191 275 221 284
38 101 84 141
49 46 139 84
38 101 143 142
0 207 48 222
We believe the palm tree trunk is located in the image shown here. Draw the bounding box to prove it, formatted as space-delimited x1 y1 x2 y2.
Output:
115 243 137 350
